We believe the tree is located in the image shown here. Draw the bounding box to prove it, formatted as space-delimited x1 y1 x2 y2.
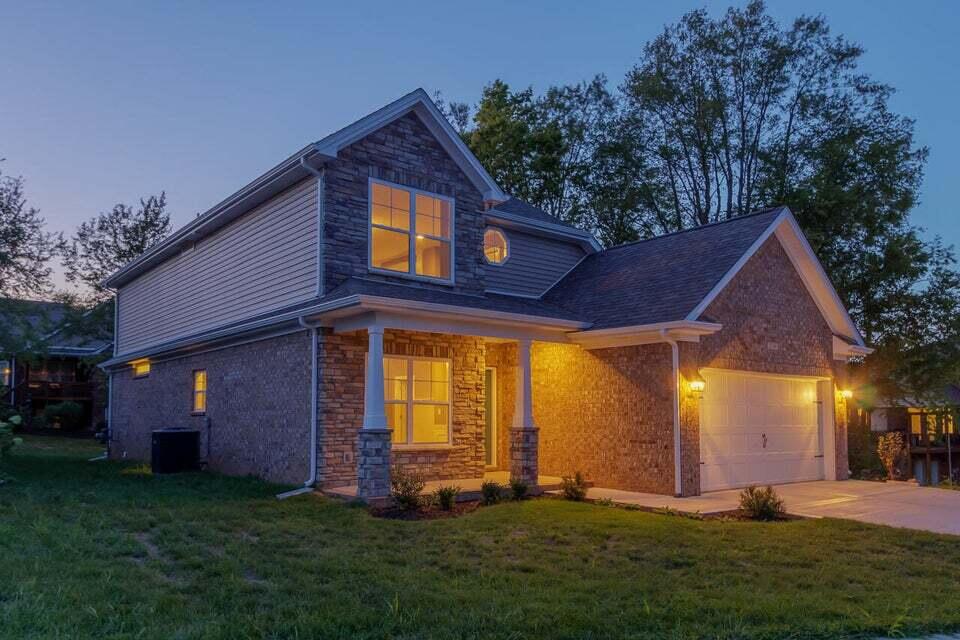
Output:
0 165 57 298
61 193 171 303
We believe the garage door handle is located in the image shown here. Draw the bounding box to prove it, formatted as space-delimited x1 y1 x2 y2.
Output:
814 454 824 458
762 433 767 448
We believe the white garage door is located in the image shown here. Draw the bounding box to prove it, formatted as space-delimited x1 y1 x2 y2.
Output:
700 369 824 492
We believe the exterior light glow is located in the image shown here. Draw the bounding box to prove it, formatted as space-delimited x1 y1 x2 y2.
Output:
841 389 854 399
689 380 706 393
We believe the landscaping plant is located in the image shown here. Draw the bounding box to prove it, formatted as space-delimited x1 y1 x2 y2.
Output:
390 468 425 511
433 484 461 511
509 478 528 500
0 414 23 485
738 485 786 521
43 401 85 430
876 432 905 480
560 471 588 501
480 479 503 505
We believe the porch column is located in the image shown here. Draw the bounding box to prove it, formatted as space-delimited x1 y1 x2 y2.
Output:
510 338 539 486
357 326 392 500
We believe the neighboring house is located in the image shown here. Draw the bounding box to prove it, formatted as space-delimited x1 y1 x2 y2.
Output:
1 300 112 431
870 386 959 485
99 89 871 500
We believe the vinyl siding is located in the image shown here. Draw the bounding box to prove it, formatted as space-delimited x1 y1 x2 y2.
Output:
484 228 586 297
116 178 318 355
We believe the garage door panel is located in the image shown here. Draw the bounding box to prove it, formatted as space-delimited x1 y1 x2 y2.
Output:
700 370 824 492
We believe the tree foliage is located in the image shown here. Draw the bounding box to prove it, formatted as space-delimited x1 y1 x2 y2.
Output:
0 166 58 298
445 0 958 404
61 193 171 303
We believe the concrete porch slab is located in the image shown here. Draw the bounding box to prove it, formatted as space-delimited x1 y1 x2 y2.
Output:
323 471 564 501
573 480 960 536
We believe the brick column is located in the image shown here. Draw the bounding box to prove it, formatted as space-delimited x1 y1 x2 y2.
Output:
510 339 538 486
357 326 391 500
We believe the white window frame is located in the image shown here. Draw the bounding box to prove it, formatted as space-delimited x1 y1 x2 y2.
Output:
483 227 510 266
367 177 456 285
192 369 207 415
383 355 453 448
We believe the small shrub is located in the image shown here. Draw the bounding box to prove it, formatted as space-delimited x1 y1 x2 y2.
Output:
433 484 461 511
390 468 425 511
877 432 905 480
0 415 23 458
480 480 503 505
738 485 786 521
509 478 528 501
595 497 614 508
560 471 588 501
43 401 85 430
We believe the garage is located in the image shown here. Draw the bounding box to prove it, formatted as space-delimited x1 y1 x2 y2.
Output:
699 369 826 492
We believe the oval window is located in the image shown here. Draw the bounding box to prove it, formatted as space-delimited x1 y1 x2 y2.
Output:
483 228 509 265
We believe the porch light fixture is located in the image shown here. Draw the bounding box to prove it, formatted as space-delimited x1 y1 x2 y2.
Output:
688 379 706 397
840 389 854 399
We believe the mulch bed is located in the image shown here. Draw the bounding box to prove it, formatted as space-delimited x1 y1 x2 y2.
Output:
370 500 482 520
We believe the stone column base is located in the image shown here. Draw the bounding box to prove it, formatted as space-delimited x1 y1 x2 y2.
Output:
510 427 539 487
357 428 392 501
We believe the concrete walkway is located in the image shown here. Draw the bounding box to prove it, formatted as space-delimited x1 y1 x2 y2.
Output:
582 480 960 536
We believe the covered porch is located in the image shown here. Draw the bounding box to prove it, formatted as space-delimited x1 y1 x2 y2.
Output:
305 292 591 502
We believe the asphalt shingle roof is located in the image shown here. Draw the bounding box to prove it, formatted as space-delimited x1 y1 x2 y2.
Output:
488 198 576 229
543 208 785 330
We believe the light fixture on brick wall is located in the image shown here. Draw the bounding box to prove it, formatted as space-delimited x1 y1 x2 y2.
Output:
840 388 854 399
688 378 706 397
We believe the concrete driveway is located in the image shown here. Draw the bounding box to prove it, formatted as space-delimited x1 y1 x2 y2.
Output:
585 480 960 536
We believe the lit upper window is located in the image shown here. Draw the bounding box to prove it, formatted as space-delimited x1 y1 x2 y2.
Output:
370 180 452 281
0 360 10 387
193 370 207 414
131 359 150 378
483 228 509 265
383 356 451 445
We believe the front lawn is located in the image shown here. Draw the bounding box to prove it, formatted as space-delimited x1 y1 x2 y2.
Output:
2 436 960 639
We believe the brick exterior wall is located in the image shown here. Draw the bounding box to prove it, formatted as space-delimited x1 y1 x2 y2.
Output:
532 342 678 494
322 111 488 296
316 329 486 487
110 331 312 484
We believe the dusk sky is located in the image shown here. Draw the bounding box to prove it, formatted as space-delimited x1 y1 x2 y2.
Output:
2 0 957 289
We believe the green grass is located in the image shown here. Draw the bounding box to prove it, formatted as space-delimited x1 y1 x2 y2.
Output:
2 436 960 640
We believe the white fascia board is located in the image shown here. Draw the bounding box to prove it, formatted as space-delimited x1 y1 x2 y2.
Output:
484 210 602 253
686 208 866 347
833 335 874 361
569 320 722 350
311 294 589 332
315 89 507 202
332 310 573 343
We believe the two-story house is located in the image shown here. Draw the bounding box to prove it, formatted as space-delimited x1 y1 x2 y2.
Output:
99 89 871 500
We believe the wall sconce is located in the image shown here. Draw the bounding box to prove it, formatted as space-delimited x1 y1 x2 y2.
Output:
840 389 854 400
688 379 706 397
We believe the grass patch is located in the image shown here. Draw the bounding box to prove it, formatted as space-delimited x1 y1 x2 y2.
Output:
2 435 960 639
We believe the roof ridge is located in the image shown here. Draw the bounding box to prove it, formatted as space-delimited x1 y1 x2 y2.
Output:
597 207 785 255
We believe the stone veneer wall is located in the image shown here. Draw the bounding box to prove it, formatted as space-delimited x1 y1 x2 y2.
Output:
109 331 312 484
316 329 486 487
322 111 488 296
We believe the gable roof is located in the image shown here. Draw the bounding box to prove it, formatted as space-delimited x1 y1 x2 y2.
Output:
486 198 602 253
545 207 865 346
490 198 576 229
104 89 510 289
0 299 112 356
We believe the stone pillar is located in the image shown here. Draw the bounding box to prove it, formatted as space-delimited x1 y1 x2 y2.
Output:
510 339 539 487
357 326 391 500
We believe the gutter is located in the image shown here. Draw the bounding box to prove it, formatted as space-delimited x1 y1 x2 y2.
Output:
660 328 683 497
276 318 321 499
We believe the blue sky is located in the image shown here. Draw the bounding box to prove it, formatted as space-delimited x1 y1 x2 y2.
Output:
1 1 957 288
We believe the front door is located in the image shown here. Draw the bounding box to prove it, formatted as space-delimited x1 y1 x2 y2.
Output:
484 367 497 467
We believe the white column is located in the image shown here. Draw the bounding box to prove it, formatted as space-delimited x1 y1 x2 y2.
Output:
513 339 535 430
363 326 388 430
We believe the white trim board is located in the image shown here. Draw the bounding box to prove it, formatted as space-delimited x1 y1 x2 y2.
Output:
685 208 866 347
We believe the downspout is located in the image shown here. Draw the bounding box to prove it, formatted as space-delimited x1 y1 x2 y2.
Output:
660 328 683 497
276 317 321 499
9 355 15 407
299 156 326 297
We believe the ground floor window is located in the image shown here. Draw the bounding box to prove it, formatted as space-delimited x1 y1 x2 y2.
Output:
383 356 451 445
192 370 207 414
